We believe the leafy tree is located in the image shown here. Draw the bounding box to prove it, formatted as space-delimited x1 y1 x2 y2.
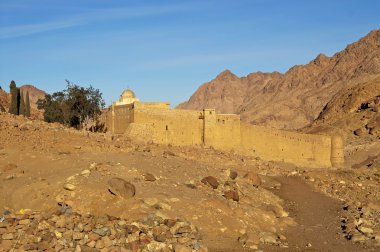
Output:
9 81 18 115
37 80 105 129
25 91 31 117
19 91 25 116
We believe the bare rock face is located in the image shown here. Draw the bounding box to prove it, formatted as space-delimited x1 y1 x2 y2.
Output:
108 178 136 199
178 30 380 130
201 176 219 189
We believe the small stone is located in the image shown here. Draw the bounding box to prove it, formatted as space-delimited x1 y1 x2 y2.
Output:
23 243 38 250
73 232 84 240
354 128 365 136
359 226 373 235
2 233 14 240
223 190 239 201
81 170 91 176
125 225 139 234
144 173 156 182
260 233 277 244
144 198 159 206
352 234 367 242
108 178 136 199
102 236 113 247
86 240 97 248
54 230 63 239
93 227 110 237
95 239 105 249
244 172 261 187
229 170 238 180
201 176 219 189
64 183 76 191
19 219 30 225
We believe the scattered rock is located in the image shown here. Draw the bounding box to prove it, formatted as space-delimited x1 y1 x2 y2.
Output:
354 128 366 136
64 183 76 191
201 176 219 189
81 169 91 176
229 170 238 180
244 172 261 187
223 190 239 201
108 178 136 199
144 173 156 182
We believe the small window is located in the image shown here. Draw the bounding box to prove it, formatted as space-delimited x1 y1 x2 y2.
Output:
166 125 168 130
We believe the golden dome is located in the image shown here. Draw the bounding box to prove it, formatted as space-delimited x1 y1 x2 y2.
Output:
121 89 136 99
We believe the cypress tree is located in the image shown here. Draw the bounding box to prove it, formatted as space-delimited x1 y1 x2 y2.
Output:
25 91 31 117
19 90 25 116
17 88 21 115
9 81 18 115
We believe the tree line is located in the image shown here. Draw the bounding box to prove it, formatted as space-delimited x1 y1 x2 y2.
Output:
8 80 31 117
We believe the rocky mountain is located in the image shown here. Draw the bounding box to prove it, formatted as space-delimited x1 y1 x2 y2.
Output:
304 76 380 140
177 30 380 129
19 85 47 110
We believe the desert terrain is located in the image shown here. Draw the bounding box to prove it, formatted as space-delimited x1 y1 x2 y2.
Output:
1 30 380 252
0 110 379 251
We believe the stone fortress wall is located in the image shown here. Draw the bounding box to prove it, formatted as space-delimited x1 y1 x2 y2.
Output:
102 89 344 168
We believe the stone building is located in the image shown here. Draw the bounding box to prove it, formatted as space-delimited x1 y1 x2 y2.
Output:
101 89 344 168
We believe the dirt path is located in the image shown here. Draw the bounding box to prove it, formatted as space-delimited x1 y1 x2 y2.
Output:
262 176 375 252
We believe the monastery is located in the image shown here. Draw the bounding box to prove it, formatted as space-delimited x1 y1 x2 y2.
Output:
101 89 344 168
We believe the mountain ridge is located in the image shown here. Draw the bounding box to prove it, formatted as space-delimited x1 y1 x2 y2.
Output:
177 29 380 129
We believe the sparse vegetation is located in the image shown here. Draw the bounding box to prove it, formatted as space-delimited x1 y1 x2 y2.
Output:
37 80 105 129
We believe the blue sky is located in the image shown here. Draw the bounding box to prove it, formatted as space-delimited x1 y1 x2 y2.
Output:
0 0 379 106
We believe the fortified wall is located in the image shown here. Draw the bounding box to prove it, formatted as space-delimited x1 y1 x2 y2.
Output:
102 89 344 168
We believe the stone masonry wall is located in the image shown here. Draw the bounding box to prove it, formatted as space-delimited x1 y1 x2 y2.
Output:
240 123 333 168
103 103 343 168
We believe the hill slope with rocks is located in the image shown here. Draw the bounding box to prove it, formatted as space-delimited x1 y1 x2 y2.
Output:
177 30 380 129
304 76 380 141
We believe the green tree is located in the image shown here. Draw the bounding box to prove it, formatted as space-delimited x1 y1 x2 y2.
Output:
19 91 25 116
37 80 105 128
25 91 31 117
9 81 18 115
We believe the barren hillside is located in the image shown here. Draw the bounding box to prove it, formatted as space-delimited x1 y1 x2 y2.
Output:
303 77 380 142
178 30 380 129
20 84 47 110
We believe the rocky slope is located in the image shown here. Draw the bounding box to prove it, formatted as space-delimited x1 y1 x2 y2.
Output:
304 76 380 141
178 30 380 129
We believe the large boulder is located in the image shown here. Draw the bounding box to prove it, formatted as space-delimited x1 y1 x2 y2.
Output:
201 176 219 189
108 178 136 199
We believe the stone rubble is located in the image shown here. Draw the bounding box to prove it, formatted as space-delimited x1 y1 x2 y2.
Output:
0 210 206 252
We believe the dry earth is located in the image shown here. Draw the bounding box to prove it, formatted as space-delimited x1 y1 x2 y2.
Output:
1 113 379 251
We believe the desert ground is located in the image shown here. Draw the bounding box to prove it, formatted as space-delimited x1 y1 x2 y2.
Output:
1 113 379 252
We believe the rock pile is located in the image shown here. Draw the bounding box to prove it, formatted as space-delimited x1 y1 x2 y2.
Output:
0 210 207 252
